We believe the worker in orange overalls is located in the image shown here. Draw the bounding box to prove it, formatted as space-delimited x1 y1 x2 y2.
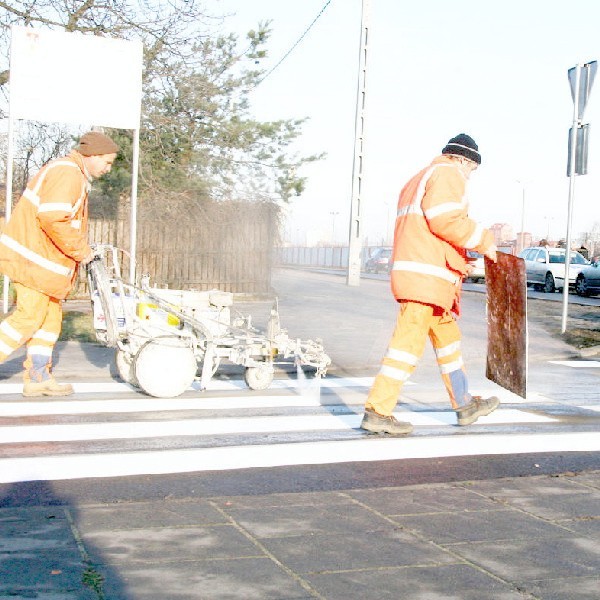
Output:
0 131 119 397
361 134 499 435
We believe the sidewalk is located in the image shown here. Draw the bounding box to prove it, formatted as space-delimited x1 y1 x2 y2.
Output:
1 269 599 599
1 470 599 599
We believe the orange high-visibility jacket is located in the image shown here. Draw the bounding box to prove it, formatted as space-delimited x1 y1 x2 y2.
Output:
390 155 495 312
0 151 92 300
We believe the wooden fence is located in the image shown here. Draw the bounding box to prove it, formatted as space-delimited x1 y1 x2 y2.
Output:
79 202 278 295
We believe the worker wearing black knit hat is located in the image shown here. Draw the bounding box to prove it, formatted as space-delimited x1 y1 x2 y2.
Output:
442 133 482 165
360 133 498 435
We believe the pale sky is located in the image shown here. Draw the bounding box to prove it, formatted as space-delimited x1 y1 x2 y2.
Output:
219 0 600 247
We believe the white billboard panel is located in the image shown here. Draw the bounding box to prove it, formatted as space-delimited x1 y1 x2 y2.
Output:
9 26 142 129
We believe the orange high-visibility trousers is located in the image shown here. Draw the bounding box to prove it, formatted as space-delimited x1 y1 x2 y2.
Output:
0 283 63 382
366 301 470 416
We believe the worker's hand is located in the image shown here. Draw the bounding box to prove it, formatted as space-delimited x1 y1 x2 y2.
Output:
484 246 498 263
80 248 100 266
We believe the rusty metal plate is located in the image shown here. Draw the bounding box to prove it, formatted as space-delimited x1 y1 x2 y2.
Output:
485 252 528 398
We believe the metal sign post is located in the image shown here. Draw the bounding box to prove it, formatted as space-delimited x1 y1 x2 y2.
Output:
562 60 596 333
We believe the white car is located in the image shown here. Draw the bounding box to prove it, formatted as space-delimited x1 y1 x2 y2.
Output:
464 250 485 283
517 246 588 292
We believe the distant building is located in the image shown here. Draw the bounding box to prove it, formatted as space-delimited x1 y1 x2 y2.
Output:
515 231 533 252
490 223 515 246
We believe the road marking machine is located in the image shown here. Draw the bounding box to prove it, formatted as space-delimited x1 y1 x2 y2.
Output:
86 245 331 397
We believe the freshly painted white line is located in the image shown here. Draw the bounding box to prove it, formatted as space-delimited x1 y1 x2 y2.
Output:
0 394 334 417
549 360 600 368
0 376 377 396
0 431 597 483
0 409 556 444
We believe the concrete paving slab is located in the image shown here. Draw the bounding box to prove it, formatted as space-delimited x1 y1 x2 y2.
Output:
519 575 600 600
210 490 355 510
0 505 95 598
571 471 600 489
260 529 457 574
499 490 600 521
304 563 526 600
345 484 502 515
81 524 262 564
392 507 574 544
0 555 94 599
449 536 600 581
75 498 227 533
96 556 315 600
560 518 600 536
463 474 600 498
462 476 600 521
222 502 391 539
0 506 75 550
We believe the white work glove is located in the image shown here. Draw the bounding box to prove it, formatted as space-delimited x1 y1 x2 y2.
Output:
80 246 101 266
484 245 498 263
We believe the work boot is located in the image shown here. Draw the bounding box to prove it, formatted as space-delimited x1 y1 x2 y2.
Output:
23 377 74 398
360 408 413 435
455 396 500 426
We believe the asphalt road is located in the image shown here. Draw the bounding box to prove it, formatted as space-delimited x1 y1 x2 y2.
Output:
362 269 600 307
1 267 598 505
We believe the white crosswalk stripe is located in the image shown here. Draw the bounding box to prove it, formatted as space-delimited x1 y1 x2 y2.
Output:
549 360 600 368
0 376 599 484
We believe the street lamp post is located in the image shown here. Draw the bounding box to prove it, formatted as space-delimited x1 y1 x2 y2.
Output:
516 180 526 253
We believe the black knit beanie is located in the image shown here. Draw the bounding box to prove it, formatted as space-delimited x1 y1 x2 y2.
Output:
442 133 481 165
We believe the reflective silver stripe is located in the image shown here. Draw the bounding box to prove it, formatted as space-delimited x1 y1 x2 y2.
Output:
23 188 40 206
397 204 423 218
391 260 459 284
385 347 419 365
398 163 458 220
31 329 59 343
0 339 14 356
0 234 72 277
379 364 411 381
0 321 23 342
71 220 81 230
465 223 485 248
411 166 435 212
424 201 464 220
439 357 464 374
29 161 80 198
70 184 88 215
27 345 53 357
434 341 461 359
38 202 73 214
26 160 85 217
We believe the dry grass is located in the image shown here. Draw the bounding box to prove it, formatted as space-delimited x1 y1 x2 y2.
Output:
527 298 600 350
59 311 97 343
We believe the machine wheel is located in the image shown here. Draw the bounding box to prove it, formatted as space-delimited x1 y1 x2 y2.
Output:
115 348 138 387
134 338 197 398
576 275 590 297
543 272 556 293
244 365 274 390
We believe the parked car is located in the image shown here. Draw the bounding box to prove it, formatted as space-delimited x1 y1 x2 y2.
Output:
365 247 393 273
517 246 588 293
575 259 600 296
464 250 485 283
